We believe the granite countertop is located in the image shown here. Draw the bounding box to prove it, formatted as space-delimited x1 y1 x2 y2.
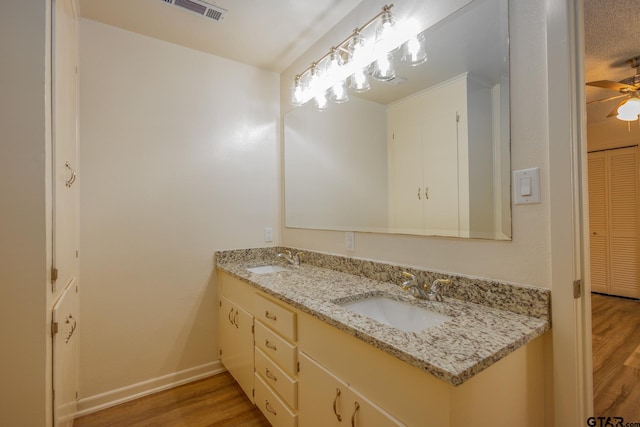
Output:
216 249 550 386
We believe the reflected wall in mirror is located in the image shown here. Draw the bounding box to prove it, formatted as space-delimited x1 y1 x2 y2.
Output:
284 0 511 240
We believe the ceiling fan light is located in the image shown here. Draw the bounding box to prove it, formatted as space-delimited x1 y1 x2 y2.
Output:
616 109 639 121
616 98 640 121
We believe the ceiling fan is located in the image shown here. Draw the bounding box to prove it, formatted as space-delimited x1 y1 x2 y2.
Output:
587 56 640 120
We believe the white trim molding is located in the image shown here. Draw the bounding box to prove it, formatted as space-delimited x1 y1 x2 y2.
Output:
74 361 225 418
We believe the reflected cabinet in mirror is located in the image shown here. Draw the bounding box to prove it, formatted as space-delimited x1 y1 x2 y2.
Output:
284 0 511 240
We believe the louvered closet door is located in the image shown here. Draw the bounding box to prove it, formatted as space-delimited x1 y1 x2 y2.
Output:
588 151 609 294
608 147 640 298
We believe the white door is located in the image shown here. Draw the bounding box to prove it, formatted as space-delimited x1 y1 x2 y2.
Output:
52 280 78 427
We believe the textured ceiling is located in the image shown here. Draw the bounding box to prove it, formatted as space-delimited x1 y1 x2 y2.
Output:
78 0 364 73
585 0 640 123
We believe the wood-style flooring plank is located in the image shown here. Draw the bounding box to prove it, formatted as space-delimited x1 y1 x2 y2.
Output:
73 372 270 427
592 293 640 420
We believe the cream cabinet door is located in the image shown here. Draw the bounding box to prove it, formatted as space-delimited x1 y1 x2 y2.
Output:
298 352 403 427
219 295 255 402
421 78 465 237
388 95 424 233
52 0 78 298
52 279 78 427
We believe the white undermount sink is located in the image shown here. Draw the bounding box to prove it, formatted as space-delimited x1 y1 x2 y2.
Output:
246 265 289 274
339 295 452 333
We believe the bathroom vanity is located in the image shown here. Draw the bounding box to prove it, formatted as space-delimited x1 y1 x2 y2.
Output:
216 248 550 427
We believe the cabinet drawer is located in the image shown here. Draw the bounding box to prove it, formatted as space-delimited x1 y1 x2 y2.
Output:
255 347 298 409
255 373 298 427
255 321 298 377
255 293 297 341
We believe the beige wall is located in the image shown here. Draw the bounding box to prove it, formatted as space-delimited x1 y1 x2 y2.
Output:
587 120 640 152
0 0 52 425
281 0 551 288
77 19 280 412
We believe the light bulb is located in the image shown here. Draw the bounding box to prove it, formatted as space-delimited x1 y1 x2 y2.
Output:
315 92 328 111
375 9 398 50
327 50 349 103
372 52 395 81
290 77 305 106
402 34 427 66
349 69 370 92
347 31 371 92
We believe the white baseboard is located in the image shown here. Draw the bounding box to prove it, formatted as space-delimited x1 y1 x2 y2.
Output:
75 361 226 418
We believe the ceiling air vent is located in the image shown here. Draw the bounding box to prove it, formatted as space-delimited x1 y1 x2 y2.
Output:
162 0 227 22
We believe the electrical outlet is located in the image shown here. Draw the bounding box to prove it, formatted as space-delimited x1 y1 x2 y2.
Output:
345 232 355 251
264 227 273 242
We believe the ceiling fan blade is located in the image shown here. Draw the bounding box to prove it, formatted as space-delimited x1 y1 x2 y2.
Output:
587 94 627 105
606 98 630 118
587 80 638 92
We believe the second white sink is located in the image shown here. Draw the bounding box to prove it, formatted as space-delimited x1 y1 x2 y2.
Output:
340 295 452 333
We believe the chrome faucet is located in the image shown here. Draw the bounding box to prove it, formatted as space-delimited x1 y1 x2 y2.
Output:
401 272 451 301
401 272 431 299
426 278 451 302
277 250 300 266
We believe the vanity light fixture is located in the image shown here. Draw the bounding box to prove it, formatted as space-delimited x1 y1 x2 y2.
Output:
290 4 427 110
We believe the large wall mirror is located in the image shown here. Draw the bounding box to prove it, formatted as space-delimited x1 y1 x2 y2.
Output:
284 0 511 240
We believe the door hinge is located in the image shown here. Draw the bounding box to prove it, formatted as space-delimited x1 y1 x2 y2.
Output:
297 361 300 373
219 349 222 356
51 267 58 282
573 279 582 299
252 389 255 398
75 391 79 400
51 321 59 336
251 324 255 334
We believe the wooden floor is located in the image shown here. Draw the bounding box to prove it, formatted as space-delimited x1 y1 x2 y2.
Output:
592 293 640 420
73 372 270 427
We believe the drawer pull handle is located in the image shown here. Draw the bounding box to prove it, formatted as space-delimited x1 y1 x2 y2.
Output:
265 368 277 382
333 388 342 421
265 339 277 351
233 310 239 328
265 400 277 416
265 310 277 321
351 401 360 427
228 307 234 325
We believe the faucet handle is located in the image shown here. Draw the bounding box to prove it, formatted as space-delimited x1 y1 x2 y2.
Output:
401 271 416 290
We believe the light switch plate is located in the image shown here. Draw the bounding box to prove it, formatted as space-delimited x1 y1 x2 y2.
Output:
264 227 273 242
513 167 541 204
